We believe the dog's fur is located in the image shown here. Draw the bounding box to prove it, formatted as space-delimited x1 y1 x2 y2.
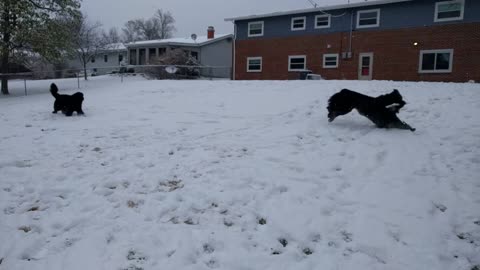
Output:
50 83 84 116
327 89 415 131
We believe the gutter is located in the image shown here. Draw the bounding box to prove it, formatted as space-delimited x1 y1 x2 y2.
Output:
125 35 234 49
224 0 412 21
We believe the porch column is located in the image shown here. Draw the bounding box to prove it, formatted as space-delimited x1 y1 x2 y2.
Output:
146 48 150 64
136 48 140 65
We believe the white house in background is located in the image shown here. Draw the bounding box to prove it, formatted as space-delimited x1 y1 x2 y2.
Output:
125 27 233 78
66 43 127 75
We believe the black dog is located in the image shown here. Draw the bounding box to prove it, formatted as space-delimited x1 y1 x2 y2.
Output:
327 89 415 131
50 83 84 116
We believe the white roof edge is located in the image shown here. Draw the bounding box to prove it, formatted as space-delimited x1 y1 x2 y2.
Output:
125 34 233 48
197 34 234 46
224 0 413 22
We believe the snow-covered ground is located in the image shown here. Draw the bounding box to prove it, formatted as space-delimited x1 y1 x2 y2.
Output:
0 76 479 270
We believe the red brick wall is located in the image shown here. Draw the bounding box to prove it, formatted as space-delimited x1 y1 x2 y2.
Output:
234 23 480 82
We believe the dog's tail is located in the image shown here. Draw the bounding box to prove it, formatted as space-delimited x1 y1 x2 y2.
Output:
50 83 59 98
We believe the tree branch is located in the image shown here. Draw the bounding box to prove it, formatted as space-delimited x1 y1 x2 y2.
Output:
26 0 61 12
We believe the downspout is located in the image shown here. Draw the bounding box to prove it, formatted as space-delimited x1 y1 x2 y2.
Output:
349 9 353 57
232 21 236 80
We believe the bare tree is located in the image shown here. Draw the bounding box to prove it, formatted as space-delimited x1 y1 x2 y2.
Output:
72 14 106 80
122 20 143 42
121 9 176 42
155 9 176 39
142 18 162 40
102 27 121 44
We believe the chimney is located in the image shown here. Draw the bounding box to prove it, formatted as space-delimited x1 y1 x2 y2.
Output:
207 26 215 39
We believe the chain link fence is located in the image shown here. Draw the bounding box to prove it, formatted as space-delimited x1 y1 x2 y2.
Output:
0 64 232 97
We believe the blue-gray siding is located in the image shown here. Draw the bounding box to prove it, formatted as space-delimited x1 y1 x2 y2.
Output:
200 38 233 78
235 0 480 40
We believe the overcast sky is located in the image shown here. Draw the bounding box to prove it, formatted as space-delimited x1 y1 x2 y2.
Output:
81 0 360 38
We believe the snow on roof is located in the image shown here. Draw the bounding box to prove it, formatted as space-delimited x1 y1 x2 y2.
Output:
125 34 232 48
103 43 127 51
225 0 413 21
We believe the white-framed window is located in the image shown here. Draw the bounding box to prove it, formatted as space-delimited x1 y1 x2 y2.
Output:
315 14 331 29
418 49 454 73
288 55 306 71
247 57 262 72
291 16 306 31
248 21 264 37
357 9 380 28
323 54 339 68
434 0 464 22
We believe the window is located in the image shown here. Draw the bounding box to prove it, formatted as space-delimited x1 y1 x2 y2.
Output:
288 55 306 71
434 0 464 22
247 57 262 72
291 17 306 31
248 21 264 37
315 14 331 29
159 48 166 55
119 54 123 63
91 57 95 63
419 49 453 73
323 54 339 68
357 9 380 28
104 55 108 63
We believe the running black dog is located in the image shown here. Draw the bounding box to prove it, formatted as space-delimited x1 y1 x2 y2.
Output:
50 83 84 116
327 89 415 131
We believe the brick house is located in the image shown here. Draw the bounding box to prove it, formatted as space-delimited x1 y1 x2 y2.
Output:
225 0 480 82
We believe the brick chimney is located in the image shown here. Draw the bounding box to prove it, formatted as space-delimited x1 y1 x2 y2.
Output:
207 26 215 39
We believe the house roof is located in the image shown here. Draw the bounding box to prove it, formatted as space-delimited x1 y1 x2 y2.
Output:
78 43 126 54
224 0 413 22
104 43 127 51
125 34 233 48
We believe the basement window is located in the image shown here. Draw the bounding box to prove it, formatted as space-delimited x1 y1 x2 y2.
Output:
288 55 306 71
247 57 262 72
419 49 453 73
248 21 264 37
357 9 380 28
291 17 306 31
434 0 464 22
315 14 331 29
323 54 339 68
